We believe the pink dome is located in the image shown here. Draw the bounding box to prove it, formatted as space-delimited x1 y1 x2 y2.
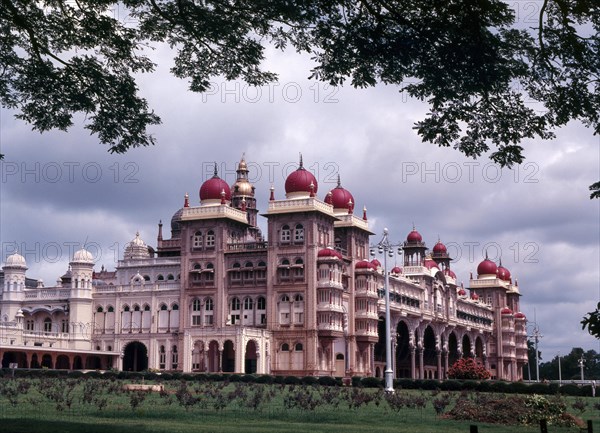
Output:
200 165 231 202
424 258 438 269
497 263 511 281
501 307 513 315
444 268 457 279
318 248 342 260
406 229 422 243
471 293 479 301
371 258 381 268
325 184 354 210
457 288 467 296
391 266 402 274
433 241 447 254
285 158 318 195
477 258 497 276
355 260 376 270
514 312 526 320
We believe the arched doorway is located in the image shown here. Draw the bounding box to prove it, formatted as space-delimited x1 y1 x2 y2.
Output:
395 321 411 378
41 354 53 369
423 326 437 378
334 353 345 377
222 340 235 372
86 356 102 369
123 341 148 371
31 353 40 369
1 351 27 368
462 335 472 358
56 355 70 369
374 317 386 375
244 340 257 374
475 337 484 363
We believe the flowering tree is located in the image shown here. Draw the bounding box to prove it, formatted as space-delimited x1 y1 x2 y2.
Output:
447 358 491 380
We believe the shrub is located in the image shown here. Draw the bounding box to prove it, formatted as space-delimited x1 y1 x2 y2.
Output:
255 374 274 384
440 380 463 391
317 376 339 387
447 358 491 380
360 377 382 388
559 384 582 396
351 376 362 387
283 376 300 385
301 376 318 385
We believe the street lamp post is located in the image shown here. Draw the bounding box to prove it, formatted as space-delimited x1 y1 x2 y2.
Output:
527 322 542 382
371 228 402 393
579 354 585 381
557 352 562 384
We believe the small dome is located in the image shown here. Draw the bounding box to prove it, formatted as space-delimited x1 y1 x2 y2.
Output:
497 262 511 281
324 175 354 211
171 208 183 235
4 252 26 268
501 307 513 315
200 165 231 203
231 156 255 197
444 268 457 279
424 258 438 270
433 240 447 254
72 248 94 263
391 266 402 275
318 248 342 260
406 228 422 243
477 257 497 276
371 258 381 268
514 312 526 320
471 293 479 301
285 161 318 197
457 288 467 296
124 232 151 260
355 260 376 270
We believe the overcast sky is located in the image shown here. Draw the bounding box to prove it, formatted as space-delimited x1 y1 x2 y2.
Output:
1 34 599 369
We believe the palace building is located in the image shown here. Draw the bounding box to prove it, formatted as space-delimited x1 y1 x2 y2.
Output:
0 156 528 380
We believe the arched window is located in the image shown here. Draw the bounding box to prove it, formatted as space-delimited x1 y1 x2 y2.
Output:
157 274 164 281
206 230 215 248
43 317 52 333
281 224 291 243
294 224 304 242
123 305 130 312
193 231 203 249
294 294 304 302
107 306 114 313
144 304 151 311
134 305 140 312
281 343 290 351
244 261 253 268
230 297 241 311
258 261 266 267
193 263 201 270
281 294 290 302
160 304 168 311
230 297 241 324
143 275 150 281
172 303 179 310
205 262 215 282
96 306 104 313
192 299 201 311
295 343 303 351
204 297 214 325
167 274 174 280
244 297 254 310
205 298 214 311
257 297 266 310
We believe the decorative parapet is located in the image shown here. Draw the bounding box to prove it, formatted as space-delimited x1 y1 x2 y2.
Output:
181 205 248 224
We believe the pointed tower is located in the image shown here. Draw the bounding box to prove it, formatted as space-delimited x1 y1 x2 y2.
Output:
2 253 27 320
231 154 261 239
403 225 427 267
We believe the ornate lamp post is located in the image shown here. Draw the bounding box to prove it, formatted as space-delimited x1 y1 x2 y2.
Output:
527 321 542 382
371 228 402 393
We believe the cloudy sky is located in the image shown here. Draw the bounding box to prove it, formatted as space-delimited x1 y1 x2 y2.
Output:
1 24 599 368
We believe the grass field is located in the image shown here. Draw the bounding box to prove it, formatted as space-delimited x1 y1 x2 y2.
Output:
0 378 598 433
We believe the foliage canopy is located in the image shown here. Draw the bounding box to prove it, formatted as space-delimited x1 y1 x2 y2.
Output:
1 0 598 194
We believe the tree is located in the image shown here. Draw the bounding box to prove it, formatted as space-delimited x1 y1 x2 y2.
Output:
1 0 598 195
581 302 600 339
538 347 600 380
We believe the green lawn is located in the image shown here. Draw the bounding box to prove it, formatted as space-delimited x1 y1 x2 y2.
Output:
0 378 598 433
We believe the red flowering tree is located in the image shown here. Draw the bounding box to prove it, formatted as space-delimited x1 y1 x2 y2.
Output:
447 358 491 380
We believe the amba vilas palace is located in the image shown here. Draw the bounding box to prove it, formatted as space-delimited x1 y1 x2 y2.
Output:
0 156 528 380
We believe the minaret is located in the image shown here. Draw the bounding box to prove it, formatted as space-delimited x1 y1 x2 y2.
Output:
2 253 27 321
68 248 95 345
230 154 261 239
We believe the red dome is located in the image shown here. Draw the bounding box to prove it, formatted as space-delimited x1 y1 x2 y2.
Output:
477 258 497 276
325 176 354 210
318 248 342 260
371 258 381 268
355 260 376 270
200 166 231 202
444 268 457 279
501 307 513 315
497 264 511 281
391 266 402 274
471 293 479 300
457 288 467 296
514 312 526 320
433 241 447 254
424 258 438 269
406 229 422 243
285 159 318 195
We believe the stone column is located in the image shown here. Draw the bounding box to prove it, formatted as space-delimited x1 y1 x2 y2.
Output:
436 350 442 380
410 345 416 379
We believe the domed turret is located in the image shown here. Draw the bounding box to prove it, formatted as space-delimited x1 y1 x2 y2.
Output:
324 174 354 212
317 248 343 260
391 266 402 275
501 307 513 315
496 259 511 281
406 228 423 243
514 312 526 320
231 155 255 198
355 260 376 270
124 232 151 260
285 155 318 199
433 240 447 254
444 268 457 279
3 252 27 269
72 248 94 264
457 288 467 296
200 164 231 204
477 254 497 277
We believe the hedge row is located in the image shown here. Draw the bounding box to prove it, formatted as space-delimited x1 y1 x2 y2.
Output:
0 368 596 396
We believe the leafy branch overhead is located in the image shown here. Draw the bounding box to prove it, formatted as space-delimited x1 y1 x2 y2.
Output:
1 1 598 187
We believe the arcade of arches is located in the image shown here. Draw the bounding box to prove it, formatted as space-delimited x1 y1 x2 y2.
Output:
374 318 485 380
